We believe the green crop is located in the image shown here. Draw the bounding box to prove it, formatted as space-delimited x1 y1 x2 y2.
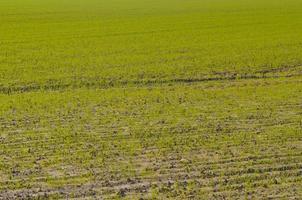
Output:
0 0 301 199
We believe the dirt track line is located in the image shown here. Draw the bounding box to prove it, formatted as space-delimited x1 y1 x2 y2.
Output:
0 73 301 95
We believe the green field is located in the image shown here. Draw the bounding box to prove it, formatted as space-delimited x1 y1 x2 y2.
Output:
0 0 302 199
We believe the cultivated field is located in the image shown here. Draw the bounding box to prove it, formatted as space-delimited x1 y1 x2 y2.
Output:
0 0 302 199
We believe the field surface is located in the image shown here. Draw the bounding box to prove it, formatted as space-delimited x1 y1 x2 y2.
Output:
0 0 302 199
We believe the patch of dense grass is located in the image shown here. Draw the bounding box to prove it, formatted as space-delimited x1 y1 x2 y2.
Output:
1 0 302 91
0 0 301 199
